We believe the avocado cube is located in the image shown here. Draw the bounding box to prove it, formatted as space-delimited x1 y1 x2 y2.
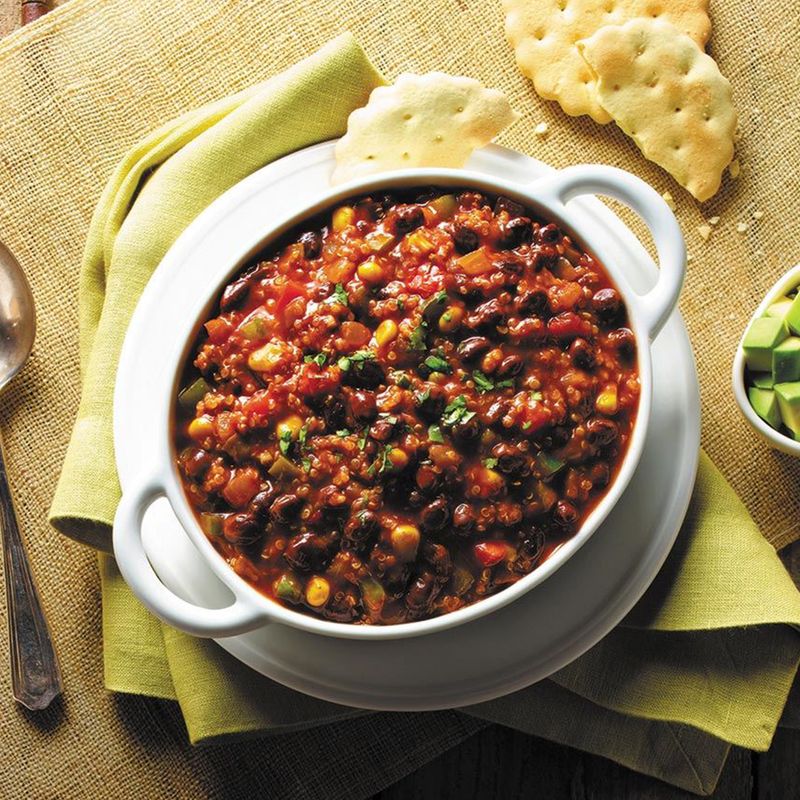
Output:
742 317 788 371
748 387 781 429
774 382 800 435
772 337 800 383
752 372 775 389
785 293 800 335
766 297 794 320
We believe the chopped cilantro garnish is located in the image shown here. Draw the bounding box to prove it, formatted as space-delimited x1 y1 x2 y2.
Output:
442 395 476 427
333 283 349 306
428 424 445 443
298 424 309 449
424 354 451 374
496 379 515 389
483 457 499 469
391 370 411 388
409 321 428 351
301 457 312 472
336 429 351 438
472 370 495 393
522 421 532 431
396 298 405 312
337 356 351 371
358 428 369 450
350 349 376 362
303 352 327 367
278 428 293 456
530 391 543 402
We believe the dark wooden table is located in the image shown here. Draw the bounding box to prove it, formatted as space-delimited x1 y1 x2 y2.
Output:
3 4 798 798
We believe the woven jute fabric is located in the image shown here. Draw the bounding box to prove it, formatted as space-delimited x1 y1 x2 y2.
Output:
0 0 798 798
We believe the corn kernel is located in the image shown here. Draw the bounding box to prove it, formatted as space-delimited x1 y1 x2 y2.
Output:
391 524 420 562
596 384 619 416
386 448 409 471
332 205 355 232
375 319 398 346
438 306 464 333
357 259 384 285
305 576 330 607
188 416 214 441
248 341 288 372
276 414 304 440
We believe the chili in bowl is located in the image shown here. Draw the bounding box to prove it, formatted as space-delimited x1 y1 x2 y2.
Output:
114 164 686 639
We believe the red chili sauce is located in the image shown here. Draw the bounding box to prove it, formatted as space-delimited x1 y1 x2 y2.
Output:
174 188 640 624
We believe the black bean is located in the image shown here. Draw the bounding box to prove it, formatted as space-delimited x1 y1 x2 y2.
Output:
323 589 361 622
552 500 579 530
342 358 385 389
466 299 505 331
406 571 440 618
284 532 333 571
592 288 623 326
451 415 480 443
322 393 347 431
181 448 213 480
483 399 510 428
491 442 530 478
392 205 425 235
513 289 549 316
349 390 377 422
497 217 533 249
457 336 492 362
569 338 596 370
421 541 452 579
585 418 619 446
496 354 524 379
414 384 446 421
319 484 348 511
299 230 323 259
248 484 277 519
420 498 450 533
270 494 304 524
497 501 523 527
494 196 526 217
222 513 262 546
220 279 250 311
452 503 476 534
607 328 636 362
589 462 611 488
342 510 380 552
453 224 480 254
537 223 561 245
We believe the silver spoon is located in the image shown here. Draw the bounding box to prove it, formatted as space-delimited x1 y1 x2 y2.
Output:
0 240 62 710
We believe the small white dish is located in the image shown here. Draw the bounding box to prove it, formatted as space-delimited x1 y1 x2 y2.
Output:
112 142 700 708
732 264 800 458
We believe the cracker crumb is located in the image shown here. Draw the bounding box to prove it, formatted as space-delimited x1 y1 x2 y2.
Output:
753 210 763 220
729 159 741 179
697 224 712 240
686 253 693 263
736 221 749 233
707 216 720 225
534 121 549 137
661 191 676 211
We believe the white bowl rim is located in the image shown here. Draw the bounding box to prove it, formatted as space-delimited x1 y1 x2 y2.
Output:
114 162 686 640
732 263 800 457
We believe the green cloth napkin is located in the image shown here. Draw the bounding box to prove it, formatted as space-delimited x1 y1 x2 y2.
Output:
49 34 800 794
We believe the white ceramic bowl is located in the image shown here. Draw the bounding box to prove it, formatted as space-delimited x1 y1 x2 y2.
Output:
732 263 800 457
113 163 686 640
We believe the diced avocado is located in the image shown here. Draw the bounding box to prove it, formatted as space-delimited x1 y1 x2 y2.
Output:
748 387 781 429
785 293 800 336
772 337 800 383
742 317 788 372
765 297 793 320
774 382 800 435
752 372 775 389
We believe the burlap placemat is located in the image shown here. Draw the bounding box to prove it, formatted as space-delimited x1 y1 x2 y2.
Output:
0 0 798 797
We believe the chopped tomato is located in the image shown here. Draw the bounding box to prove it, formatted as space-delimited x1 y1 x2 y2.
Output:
473 541 509 567
547 312 591 340
296 364 341 397
222 467 261 508
204 317 232 344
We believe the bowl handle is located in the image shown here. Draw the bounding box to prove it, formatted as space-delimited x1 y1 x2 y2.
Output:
531 165 686 340
113 474 270 637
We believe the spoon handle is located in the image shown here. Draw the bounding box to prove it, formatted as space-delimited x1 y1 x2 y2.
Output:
0 442 62 710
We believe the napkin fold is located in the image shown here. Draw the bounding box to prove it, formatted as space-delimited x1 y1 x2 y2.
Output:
49 34 800 796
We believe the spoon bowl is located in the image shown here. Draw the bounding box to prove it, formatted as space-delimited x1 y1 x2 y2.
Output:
0 241 35 391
